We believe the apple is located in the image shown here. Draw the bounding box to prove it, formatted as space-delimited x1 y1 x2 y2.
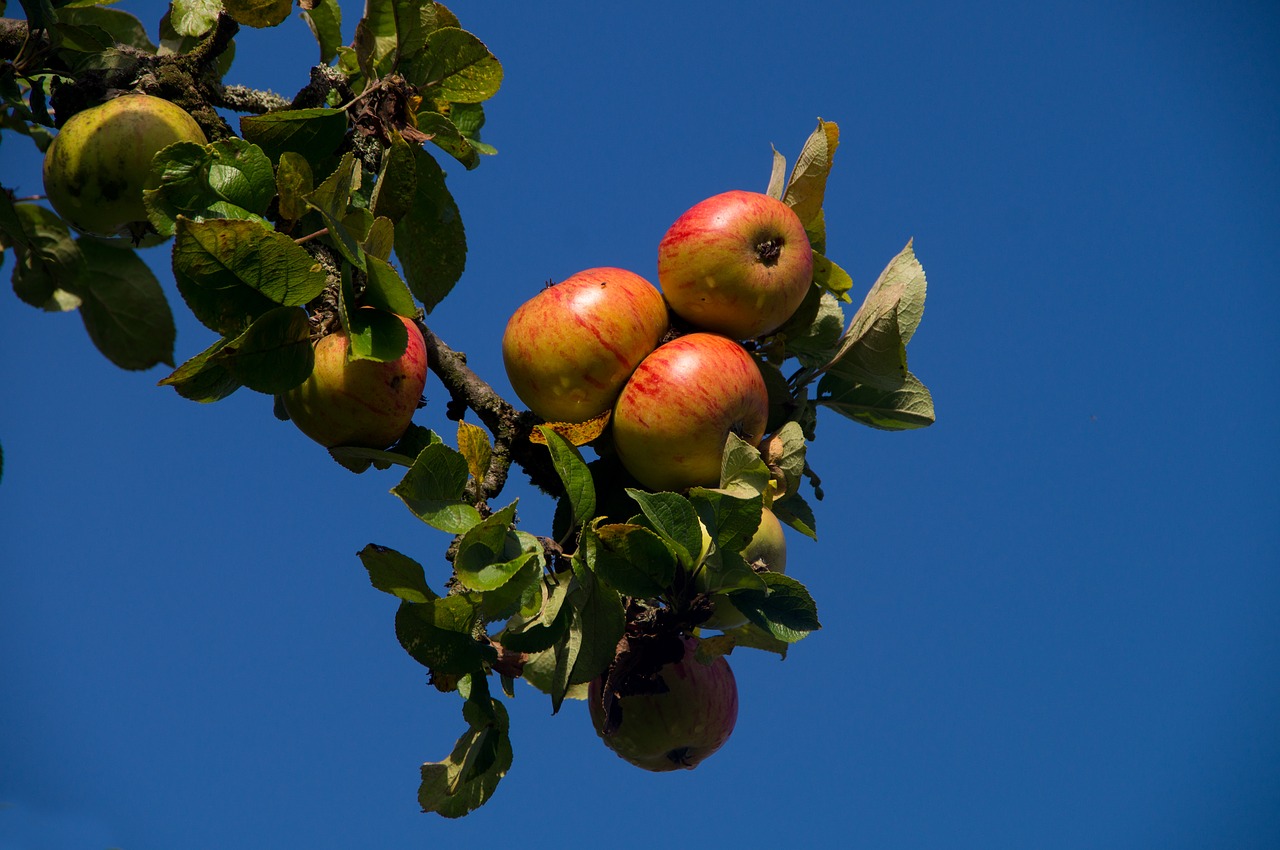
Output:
501 267 668 423
699 506 788 632
657 190 814 340
42 93 207 241
612 332 768 492
588 635 738 771
282 314 428 449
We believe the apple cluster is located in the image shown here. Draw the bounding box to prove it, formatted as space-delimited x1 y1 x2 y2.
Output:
502 190 813 771
503 189 813 492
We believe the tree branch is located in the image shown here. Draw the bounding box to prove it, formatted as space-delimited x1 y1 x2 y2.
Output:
419 324 564 501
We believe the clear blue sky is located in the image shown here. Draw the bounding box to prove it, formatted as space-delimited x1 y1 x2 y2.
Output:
3 1 1278 847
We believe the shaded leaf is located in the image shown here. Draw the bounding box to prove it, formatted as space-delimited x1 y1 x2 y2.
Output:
300 0 342 63
157 337 241 402
582 522 675 600
394 147 465 311
240 108 348 172
215 306 313 393
275 151 314 222
74 239 175 370
224 0 292 29
625 488 703 568
395 596 494 675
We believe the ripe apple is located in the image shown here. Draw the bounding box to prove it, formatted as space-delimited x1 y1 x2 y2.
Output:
700 506 788 632
501 267 668 423
282 314 428 449
588 636 738 771
612 332 768 492
42 93 207 241
657 190 814 340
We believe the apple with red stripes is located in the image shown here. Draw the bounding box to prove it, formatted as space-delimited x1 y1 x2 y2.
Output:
502 267 669 423
611 332 769 492
658 190 814 340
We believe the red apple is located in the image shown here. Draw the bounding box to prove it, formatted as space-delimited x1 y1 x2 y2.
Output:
700 506 788 632
42 93 207 242
657 190 814 339
612 332 768 491
588 636 738 771
282 314 428 449
502 267 669 423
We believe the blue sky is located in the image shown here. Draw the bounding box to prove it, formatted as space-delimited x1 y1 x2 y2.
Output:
2 1 1278 848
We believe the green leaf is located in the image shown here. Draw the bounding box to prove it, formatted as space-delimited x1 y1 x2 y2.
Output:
275 152 314 222
776 286 845 369
827 240 926 373
582 522 676 600
414 27 503 103
145 140 276 237
214 306 313 393
395 596 494 675
223 0 291 28
172 217 329 334
306 152 366 270
18 0 57 32
687 488 763 555
157 337 241 402
454 502 538 592
300 0 342 63
415 110 479 170
362 254 418 317
168 0 222 37
733 572 821 643
370 133 417 223
74 239 175 370
475 540 543 624
358 543 438 603
56 5 156 52
392 443 483 534
345 305 408 362
549 607 582 714
783 119 839 247
567 549 625 686
206 138 275 214
394 147 466 311
719 433 772 498
240 108 348 172
539 426 596 531
363 216 396 262
497 604 569 655
721 621 791 658
418 698 511 819
812 252 854 302
624 489 703 568
765 421 807 500
817 370 936 431
771 490 817 540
